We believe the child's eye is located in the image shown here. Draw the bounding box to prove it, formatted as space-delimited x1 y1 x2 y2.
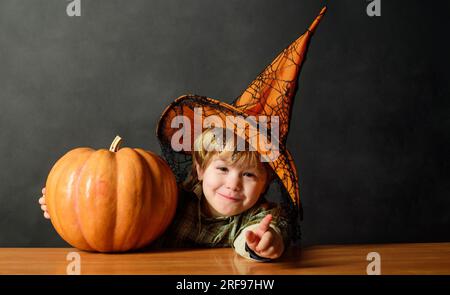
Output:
243 172 256 178
216 166 228 172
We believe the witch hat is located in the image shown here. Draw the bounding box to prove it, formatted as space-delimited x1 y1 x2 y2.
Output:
157 7 327 219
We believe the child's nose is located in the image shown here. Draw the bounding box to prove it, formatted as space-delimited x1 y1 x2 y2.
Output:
225 174 242 191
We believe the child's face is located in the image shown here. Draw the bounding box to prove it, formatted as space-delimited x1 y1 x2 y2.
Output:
196 154 269 217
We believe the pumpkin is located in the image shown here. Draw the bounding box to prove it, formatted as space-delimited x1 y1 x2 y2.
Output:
45 136 178 252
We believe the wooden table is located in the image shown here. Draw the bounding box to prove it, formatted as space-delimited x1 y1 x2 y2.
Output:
1 242 449 275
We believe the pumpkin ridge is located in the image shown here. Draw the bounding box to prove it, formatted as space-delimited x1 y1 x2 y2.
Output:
131 149 154 249
73 150 97 251
115 148 143 251
93 150 119 251
156 152 178 234
67 149 96 250
137 148 177 239
133 149 165 245
49 148 94 250
47 151 73 243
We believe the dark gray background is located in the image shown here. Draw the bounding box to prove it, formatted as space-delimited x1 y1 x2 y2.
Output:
0 0 448 247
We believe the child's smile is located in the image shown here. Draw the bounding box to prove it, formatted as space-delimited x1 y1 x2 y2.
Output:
216 192 242 202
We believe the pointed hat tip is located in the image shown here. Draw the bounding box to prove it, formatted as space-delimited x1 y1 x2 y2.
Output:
308 6 327 33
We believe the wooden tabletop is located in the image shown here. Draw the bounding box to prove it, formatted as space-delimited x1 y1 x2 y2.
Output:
1 242 449 275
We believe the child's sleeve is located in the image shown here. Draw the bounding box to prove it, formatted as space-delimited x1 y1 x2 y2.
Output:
232 204 290 262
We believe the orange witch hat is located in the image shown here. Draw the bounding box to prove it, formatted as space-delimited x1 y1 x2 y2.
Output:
157 7 327 216
232 6 327 146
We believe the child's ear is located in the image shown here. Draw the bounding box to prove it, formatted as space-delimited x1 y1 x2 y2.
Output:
196 164 204 181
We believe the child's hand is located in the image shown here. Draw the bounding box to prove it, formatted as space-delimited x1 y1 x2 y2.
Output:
38 187 51 219
245 214 284 259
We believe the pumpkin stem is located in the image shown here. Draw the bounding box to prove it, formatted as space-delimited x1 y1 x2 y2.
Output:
109 135 122 152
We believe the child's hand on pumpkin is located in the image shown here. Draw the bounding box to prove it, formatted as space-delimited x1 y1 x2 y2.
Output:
38 187 50 219
245 214 284 260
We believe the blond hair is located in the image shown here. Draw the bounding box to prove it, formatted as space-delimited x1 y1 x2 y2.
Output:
182 127 273 197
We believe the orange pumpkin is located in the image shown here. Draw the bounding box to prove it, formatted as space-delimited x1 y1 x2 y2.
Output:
45 136 178 252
